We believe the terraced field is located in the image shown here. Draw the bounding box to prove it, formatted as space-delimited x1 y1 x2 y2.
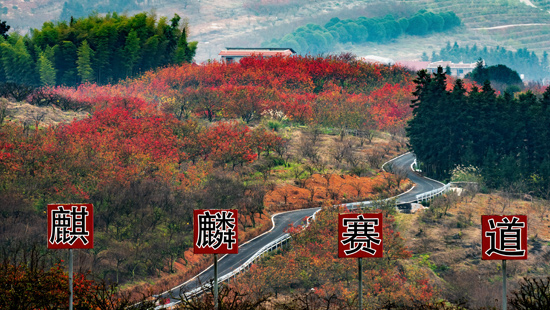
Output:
394 0 550 55
476 25 550 53
530 0 550 11
401 0 550 28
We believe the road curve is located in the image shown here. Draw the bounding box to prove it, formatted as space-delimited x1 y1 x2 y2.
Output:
389 152 445 204
157 152 443 305
158 208 319 304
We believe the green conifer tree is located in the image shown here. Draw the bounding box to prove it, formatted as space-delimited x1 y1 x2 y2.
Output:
55 41 78 85
77 40 94 83
0 20 9 39
122 30 140 77
92 23 116 83
38 53 56 86
174 28 197 64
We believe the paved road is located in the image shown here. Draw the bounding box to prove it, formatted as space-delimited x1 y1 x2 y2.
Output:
388 152 445 204
158 208 319 304
156 152 444 306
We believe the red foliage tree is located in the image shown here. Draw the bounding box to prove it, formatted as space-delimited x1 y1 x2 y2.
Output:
233 206 435 308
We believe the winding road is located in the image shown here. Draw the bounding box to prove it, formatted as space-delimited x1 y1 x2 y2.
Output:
387 153 444 204
156 152 443 307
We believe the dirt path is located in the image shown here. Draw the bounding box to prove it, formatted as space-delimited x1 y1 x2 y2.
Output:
473 23 550 30
519 0 537 8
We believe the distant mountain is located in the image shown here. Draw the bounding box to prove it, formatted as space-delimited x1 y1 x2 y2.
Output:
3 0 550 68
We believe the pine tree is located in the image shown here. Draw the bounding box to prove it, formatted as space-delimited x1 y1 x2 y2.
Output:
38 53 56 86
92 23 116 83
0 20 9 39
77 40 94 83
141 35 159 71
174 28 197 64
0 36 6 83
122 30 140 77
55 41 78 85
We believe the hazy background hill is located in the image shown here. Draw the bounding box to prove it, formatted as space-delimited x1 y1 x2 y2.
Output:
3 0 550 64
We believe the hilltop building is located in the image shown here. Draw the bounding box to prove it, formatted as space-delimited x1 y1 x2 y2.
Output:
394 60 478 78
426 61 477 78
219 48 296 63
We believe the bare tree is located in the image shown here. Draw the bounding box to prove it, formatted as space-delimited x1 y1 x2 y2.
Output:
385 164 409 189
357 129 376 147
532 200 549 222
343 146 361 169
510 277 550 310
350 179 365 201
298 134 320 163
0 98 8 125
254 161 274 182
425 191 461 220
329 141 347 167
463 182 480 203
499 181 526 213
292 164 306 188
276 186 294 208
326 182 344 201
274 137 290 162
366 150 385 169
178 283 271 310
304 179 317 203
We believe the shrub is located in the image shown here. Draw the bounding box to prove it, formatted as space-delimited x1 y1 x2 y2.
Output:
0 82 34 102
27 88 89 111
510 277 550 309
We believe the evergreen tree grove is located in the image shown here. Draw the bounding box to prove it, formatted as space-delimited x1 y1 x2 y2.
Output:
407 68 550 195
0 11 198 86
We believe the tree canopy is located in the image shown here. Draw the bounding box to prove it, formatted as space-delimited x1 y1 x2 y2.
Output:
407 68 550 195
0 12 197 86
263 10 461 55
0 20 9 39
430 42 549 81
466 61 523 92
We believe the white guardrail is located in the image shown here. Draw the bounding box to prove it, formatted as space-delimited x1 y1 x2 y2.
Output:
158 155 451 308
157 210 321 309
415 183 451 202
159 196 427 307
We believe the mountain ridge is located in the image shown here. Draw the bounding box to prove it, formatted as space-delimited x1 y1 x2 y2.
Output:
2 0 550 63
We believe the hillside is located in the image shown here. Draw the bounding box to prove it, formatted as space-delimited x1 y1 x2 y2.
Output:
397 191 550 309
0 55 415 297
4 0 550 63
223 189 550 309
0 98 89 126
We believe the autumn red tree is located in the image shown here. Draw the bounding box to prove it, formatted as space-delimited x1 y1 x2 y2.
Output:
233 206 435 308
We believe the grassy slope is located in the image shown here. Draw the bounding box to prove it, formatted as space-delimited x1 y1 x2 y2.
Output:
396 191 550 308
2 100 89 126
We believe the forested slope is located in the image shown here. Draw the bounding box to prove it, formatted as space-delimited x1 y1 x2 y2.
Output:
0 12 197 86
0 54 415 294
407 67 550 195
